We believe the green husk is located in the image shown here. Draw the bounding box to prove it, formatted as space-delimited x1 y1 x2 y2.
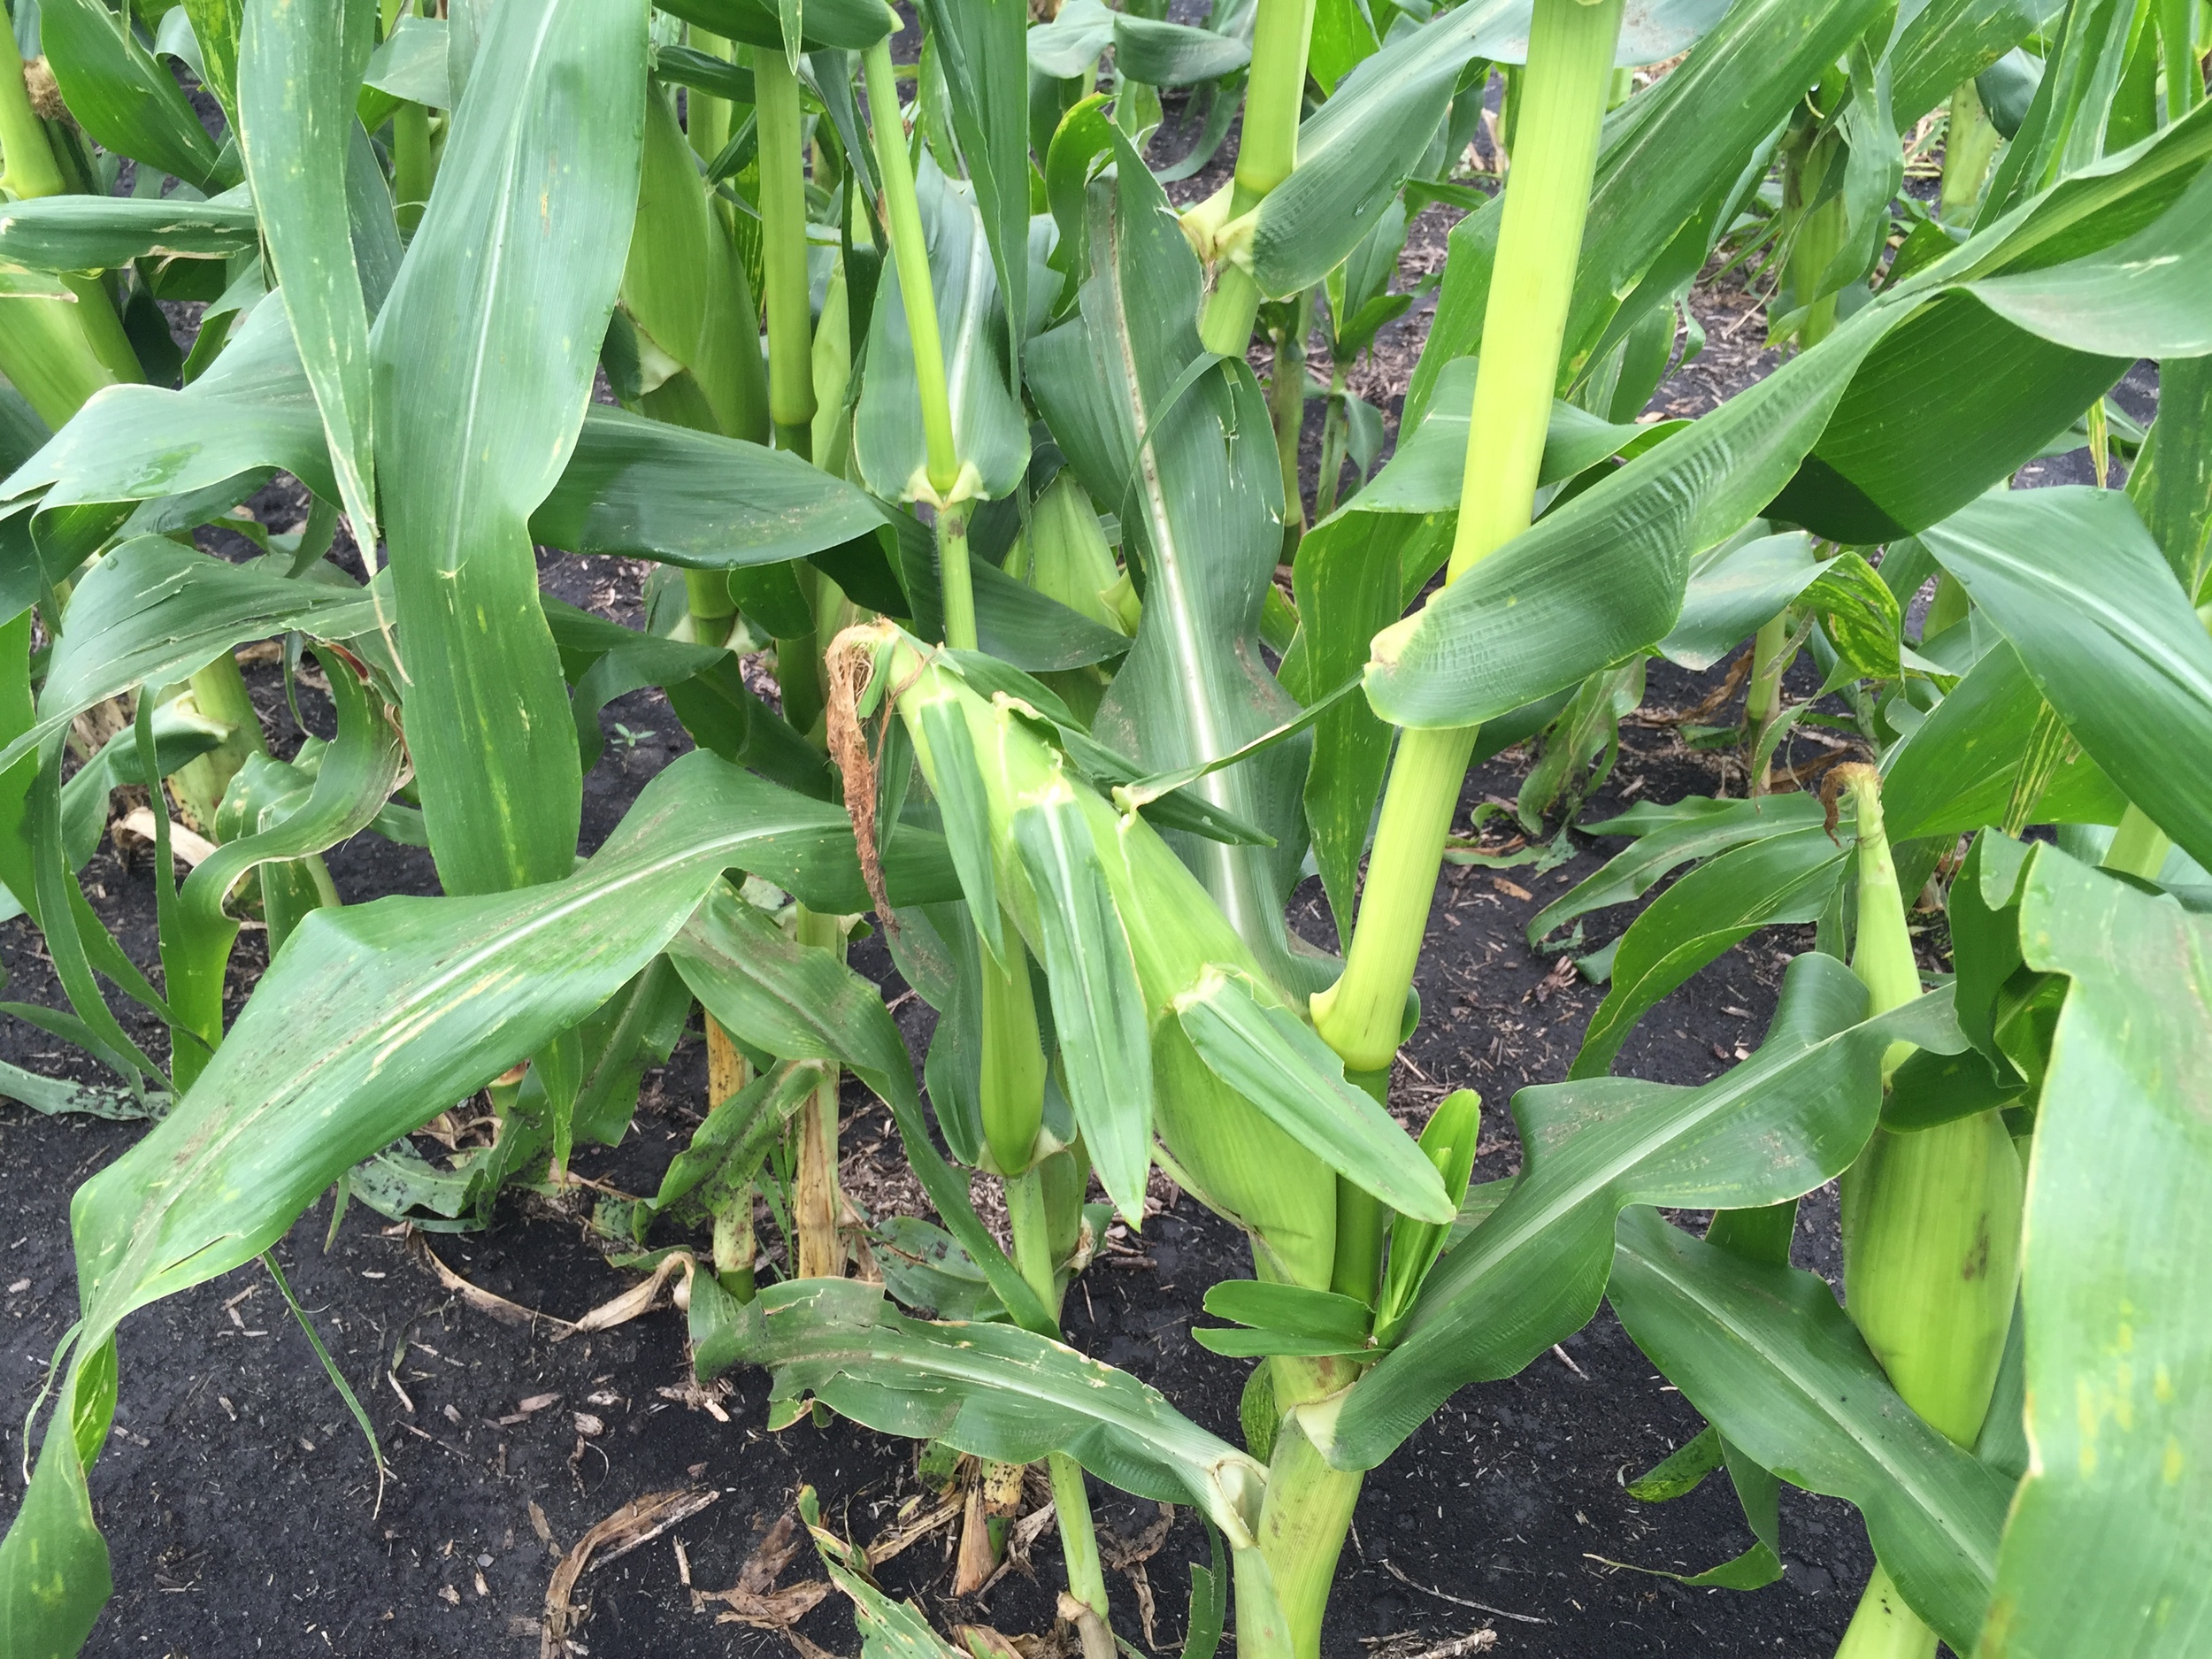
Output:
1831 765 2023 1655
846 622 1342 1291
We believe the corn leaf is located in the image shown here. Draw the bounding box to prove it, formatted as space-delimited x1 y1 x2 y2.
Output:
1889 0 2060 127
365 12 451 106
1176 965 1455 1225
1369 114 2212 730
1882 639 2128 844
694 1276 1268 1543
1655 531 1819 671
0 539 381 777
1571 825 1848 1079
1919 486 2212 874
2131 355 2212 602
1979 848 2212 1655
1026 131 1312 986
0 751 879 1650
1529 795 1825 945
1013 794 1155 1223
654 0 897 51
369 0 646 895
1980 0 2140 215
1317 956 1967 1471
237 0 382 566
1607 1207 2013 1650
0 196 259 270
40 0 235 192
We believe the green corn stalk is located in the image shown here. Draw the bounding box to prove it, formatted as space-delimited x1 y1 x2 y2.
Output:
2162 0 2202 119
1831 764 2023 1659
1313 0 1626 1087
0 22 140 425
1196 0 1320 355
1744 608 1802 794
1267 290 1314 557
757 46 818 460
687 27 736 162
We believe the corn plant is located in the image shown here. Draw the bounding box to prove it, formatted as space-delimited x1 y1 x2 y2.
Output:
0 0 2208 1654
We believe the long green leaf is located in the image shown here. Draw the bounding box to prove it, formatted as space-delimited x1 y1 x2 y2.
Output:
1608 1207 2013 1651
0 196 258 269
1919 487 2212 874
0 751 874 1652
1881 637 2128 844
237 0 383 569
1175 965 1454 1224
1013 793 1155 1223
1981 848 2212 1655
1572 826 1847 1078
1527 794 1825 945
1315 956 1965 1471
697 1276 1267 1543
368 0 646 895
40 0 234 191
0 538 380 778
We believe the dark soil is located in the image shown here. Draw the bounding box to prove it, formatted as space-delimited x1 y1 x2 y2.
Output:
0 88 2128 1658
0 631 1883 1659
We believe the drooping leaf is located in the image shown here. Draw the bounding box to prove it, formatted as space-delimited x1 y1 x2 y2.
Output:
0 539 380 778
1012 793 1155 1223
39 0 234 192
1175 964 1454 1225
1315 956 1967 1471
0 752 893 1649
697 1276 1267 1543
167 650 406 1085
1527 794 1825 945
1656 530 1819 671
1881 639 2128 843
1607 1207 2013 1652
0 196 259 270
1571 825 1847 1079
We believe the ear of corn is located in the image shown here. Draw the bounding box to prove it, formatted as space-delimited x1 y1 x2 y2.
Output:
1832 765 2024 1654
856 620 1343 1289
